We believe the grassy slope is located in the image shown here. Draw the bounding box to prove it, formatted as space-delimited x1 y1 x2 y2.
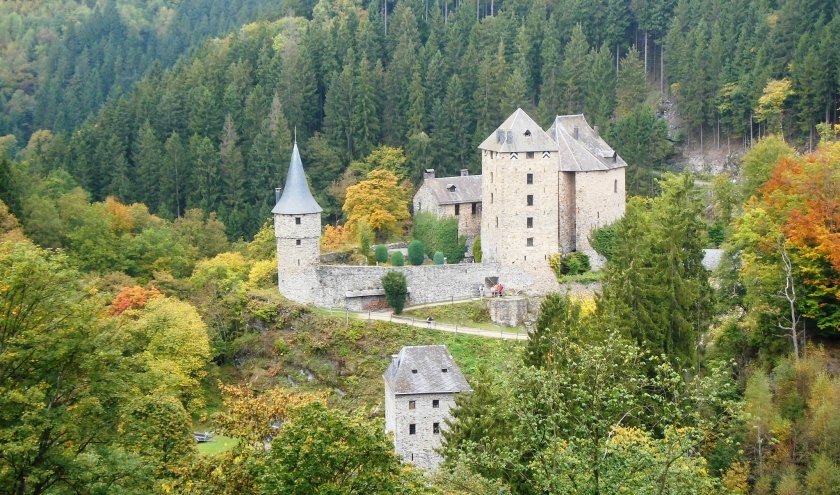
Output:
211 296 522 413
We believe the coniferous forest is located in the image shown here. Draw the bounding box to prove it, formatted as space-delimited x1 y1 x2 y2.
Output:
2 0 840 493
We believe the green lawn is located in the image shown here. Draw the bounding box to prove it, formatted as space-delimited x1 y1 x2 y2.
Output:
403 300 524 333
196 435 240 455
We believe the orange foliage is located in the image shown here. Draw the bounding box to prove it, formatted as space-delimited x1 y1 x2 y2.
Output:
321 224 345 250
109 285 164 315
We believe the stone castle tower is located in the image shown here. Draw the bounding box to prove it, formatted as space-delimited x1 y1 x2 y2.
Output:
273 142 322 301
478 109 563 276
478 108 626 276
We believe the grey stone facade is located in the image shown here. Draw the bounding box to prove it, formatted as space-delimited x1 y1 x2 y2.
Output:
384 346 471 472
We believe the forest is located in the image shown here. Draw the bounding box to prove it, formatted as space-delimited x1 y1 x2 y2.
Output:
1 0 840 492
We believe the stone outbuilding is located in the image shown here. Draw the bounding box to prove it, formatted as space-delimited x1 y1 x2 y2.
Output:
412 169 482 246
383 345 472 472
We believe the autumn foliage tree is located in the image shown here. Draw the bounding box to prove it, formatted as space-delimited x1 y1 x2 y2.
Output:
342 169 410 241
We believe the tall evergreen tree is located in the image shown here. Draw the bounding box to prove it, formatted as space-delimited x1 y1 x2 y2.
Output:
133 121 162 209
161 131 187 219
616 46 647 117
561 26 590 114
352 56 381 159
189 134 221 215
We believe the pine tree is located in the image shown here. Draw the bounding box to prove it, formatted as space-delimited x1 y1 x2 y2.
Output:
537 19 563 123
352 56 381 159
161 131 187 218
616 46 647 117
406 67 426 135
189 134 221 214
133 121 162 209
584 45 617 125
323 57 356 164
473 46 504 143
561 26 590 114
220 114 246 236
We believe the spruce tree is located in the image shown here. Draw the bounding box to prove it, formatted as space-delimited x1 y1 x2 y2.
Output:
133 121 162 209
352 56 381 159
561 26 590 114
616 46 647 117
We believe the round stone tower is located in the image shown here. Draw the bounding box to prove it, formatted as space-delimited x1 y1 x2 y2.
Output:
272 142 322 303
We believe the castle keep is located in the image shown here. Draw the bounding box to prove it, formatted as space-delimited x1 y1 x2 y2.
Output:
275 109 627 307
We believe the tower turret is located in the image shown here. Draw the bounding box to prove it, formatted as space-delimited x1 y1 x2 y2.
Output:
273 142 322 302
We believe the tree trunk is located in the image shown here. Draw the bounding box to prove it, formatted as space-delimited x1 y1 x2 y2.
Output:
660 42 664 94
644 31 648 75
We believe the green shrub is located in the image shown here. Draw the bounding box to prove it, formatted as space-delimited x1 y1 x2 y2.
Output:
408 240 424 265
382 271 408 314
473 236 482 262
375 244 388 263
433 251 445 265
359 226 371 259
390 251 404 266
589 222 618 261
548 253 563 277
561 252 591 275
412 211 465 263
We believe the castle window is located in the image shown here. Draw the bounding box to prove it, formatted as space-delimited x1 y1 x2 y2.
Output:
491 193 494 204
527 238 534 247
491 172 494 182
527 195 534 206
409 424 416 435
296 239 301 246
442 368 448 373
454 204 460 216
411 369 418 374
409 400 416 409
295 217 301 224
615 179 618 193
433 400 439 408
527 173 533 184
527 217 533 228
526 152 534 159
433 423 440 434
496 217 499 228
471 203 477 215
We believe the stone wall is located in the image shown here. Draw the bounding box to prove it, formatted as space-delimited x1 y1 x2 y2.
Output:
574 168 625 267
487 297 529 326
412 185 445 216
387 392 461 472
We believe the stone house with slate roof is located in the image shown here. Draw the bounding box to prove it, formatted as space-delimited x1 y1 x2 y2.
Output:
413 169 482 247
383 345 471 472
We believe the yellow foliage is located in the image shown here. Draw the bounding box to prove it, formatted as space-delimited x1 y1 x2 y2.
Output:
343 169 410 239
191 252 250 292
214 384 327 446
321 224 345 251
721 462 750 494
755 79 793 133
246 259 276 290
104 196 135 234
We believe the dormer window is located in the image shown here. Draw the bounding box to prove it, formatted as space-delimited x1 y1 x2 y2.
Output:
447 184 456 191
524 130 531 137
411 369 418 374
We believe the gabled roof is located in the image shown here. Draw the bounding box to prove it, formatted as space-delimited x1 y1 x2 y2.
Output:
383 345 472 395
547 115 627 172
478 108 559 153
272 143 323 215
418 175 482 205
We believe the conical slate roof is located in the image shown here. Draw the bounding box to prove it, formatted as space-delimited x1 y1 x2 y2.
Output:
478 108 559 153
272 143 323 215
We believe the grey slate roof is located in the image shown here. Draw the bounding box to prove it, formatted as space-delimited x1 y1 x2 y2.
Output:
478 108 559 153
702 249 724 271
272 143 323 215
420 175 482 205
547 115 628 172
383 345 472 395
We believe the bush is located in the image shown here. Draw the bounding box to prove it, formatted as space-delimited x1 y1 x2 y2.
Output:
561 252 591 275
589 222 618 261
375 244 388 263
433 252 445 265
359 227 371 259
412 211 465 263
473 236 482 262
408 240 424 265
391 251 405 266
382 271 408 314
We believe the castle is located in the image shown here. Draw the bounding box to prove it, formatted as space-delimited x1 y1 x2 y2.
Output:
274 109 626 307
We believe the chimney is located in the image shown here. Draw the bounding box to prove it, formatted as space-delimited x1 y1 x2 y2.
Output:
274 187 281 204
594 125 599 138
573 126 579 140
460 169 469 176
391 354 400 368
424 169 436 180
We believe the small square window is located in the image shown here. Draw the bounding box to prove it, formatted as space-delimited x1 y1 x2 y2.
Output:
441 368 448 373
526 152 534 159
527 217 533 228
295 217 301 224
527 195 534 206
409 424 416 435
411 369 418 374
296 239 301 246
409 400 415 409
527 238 534 247
454 204 460 216
471 203 477 215
432 400 439 408
433 422 440 434
527 173 533 184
